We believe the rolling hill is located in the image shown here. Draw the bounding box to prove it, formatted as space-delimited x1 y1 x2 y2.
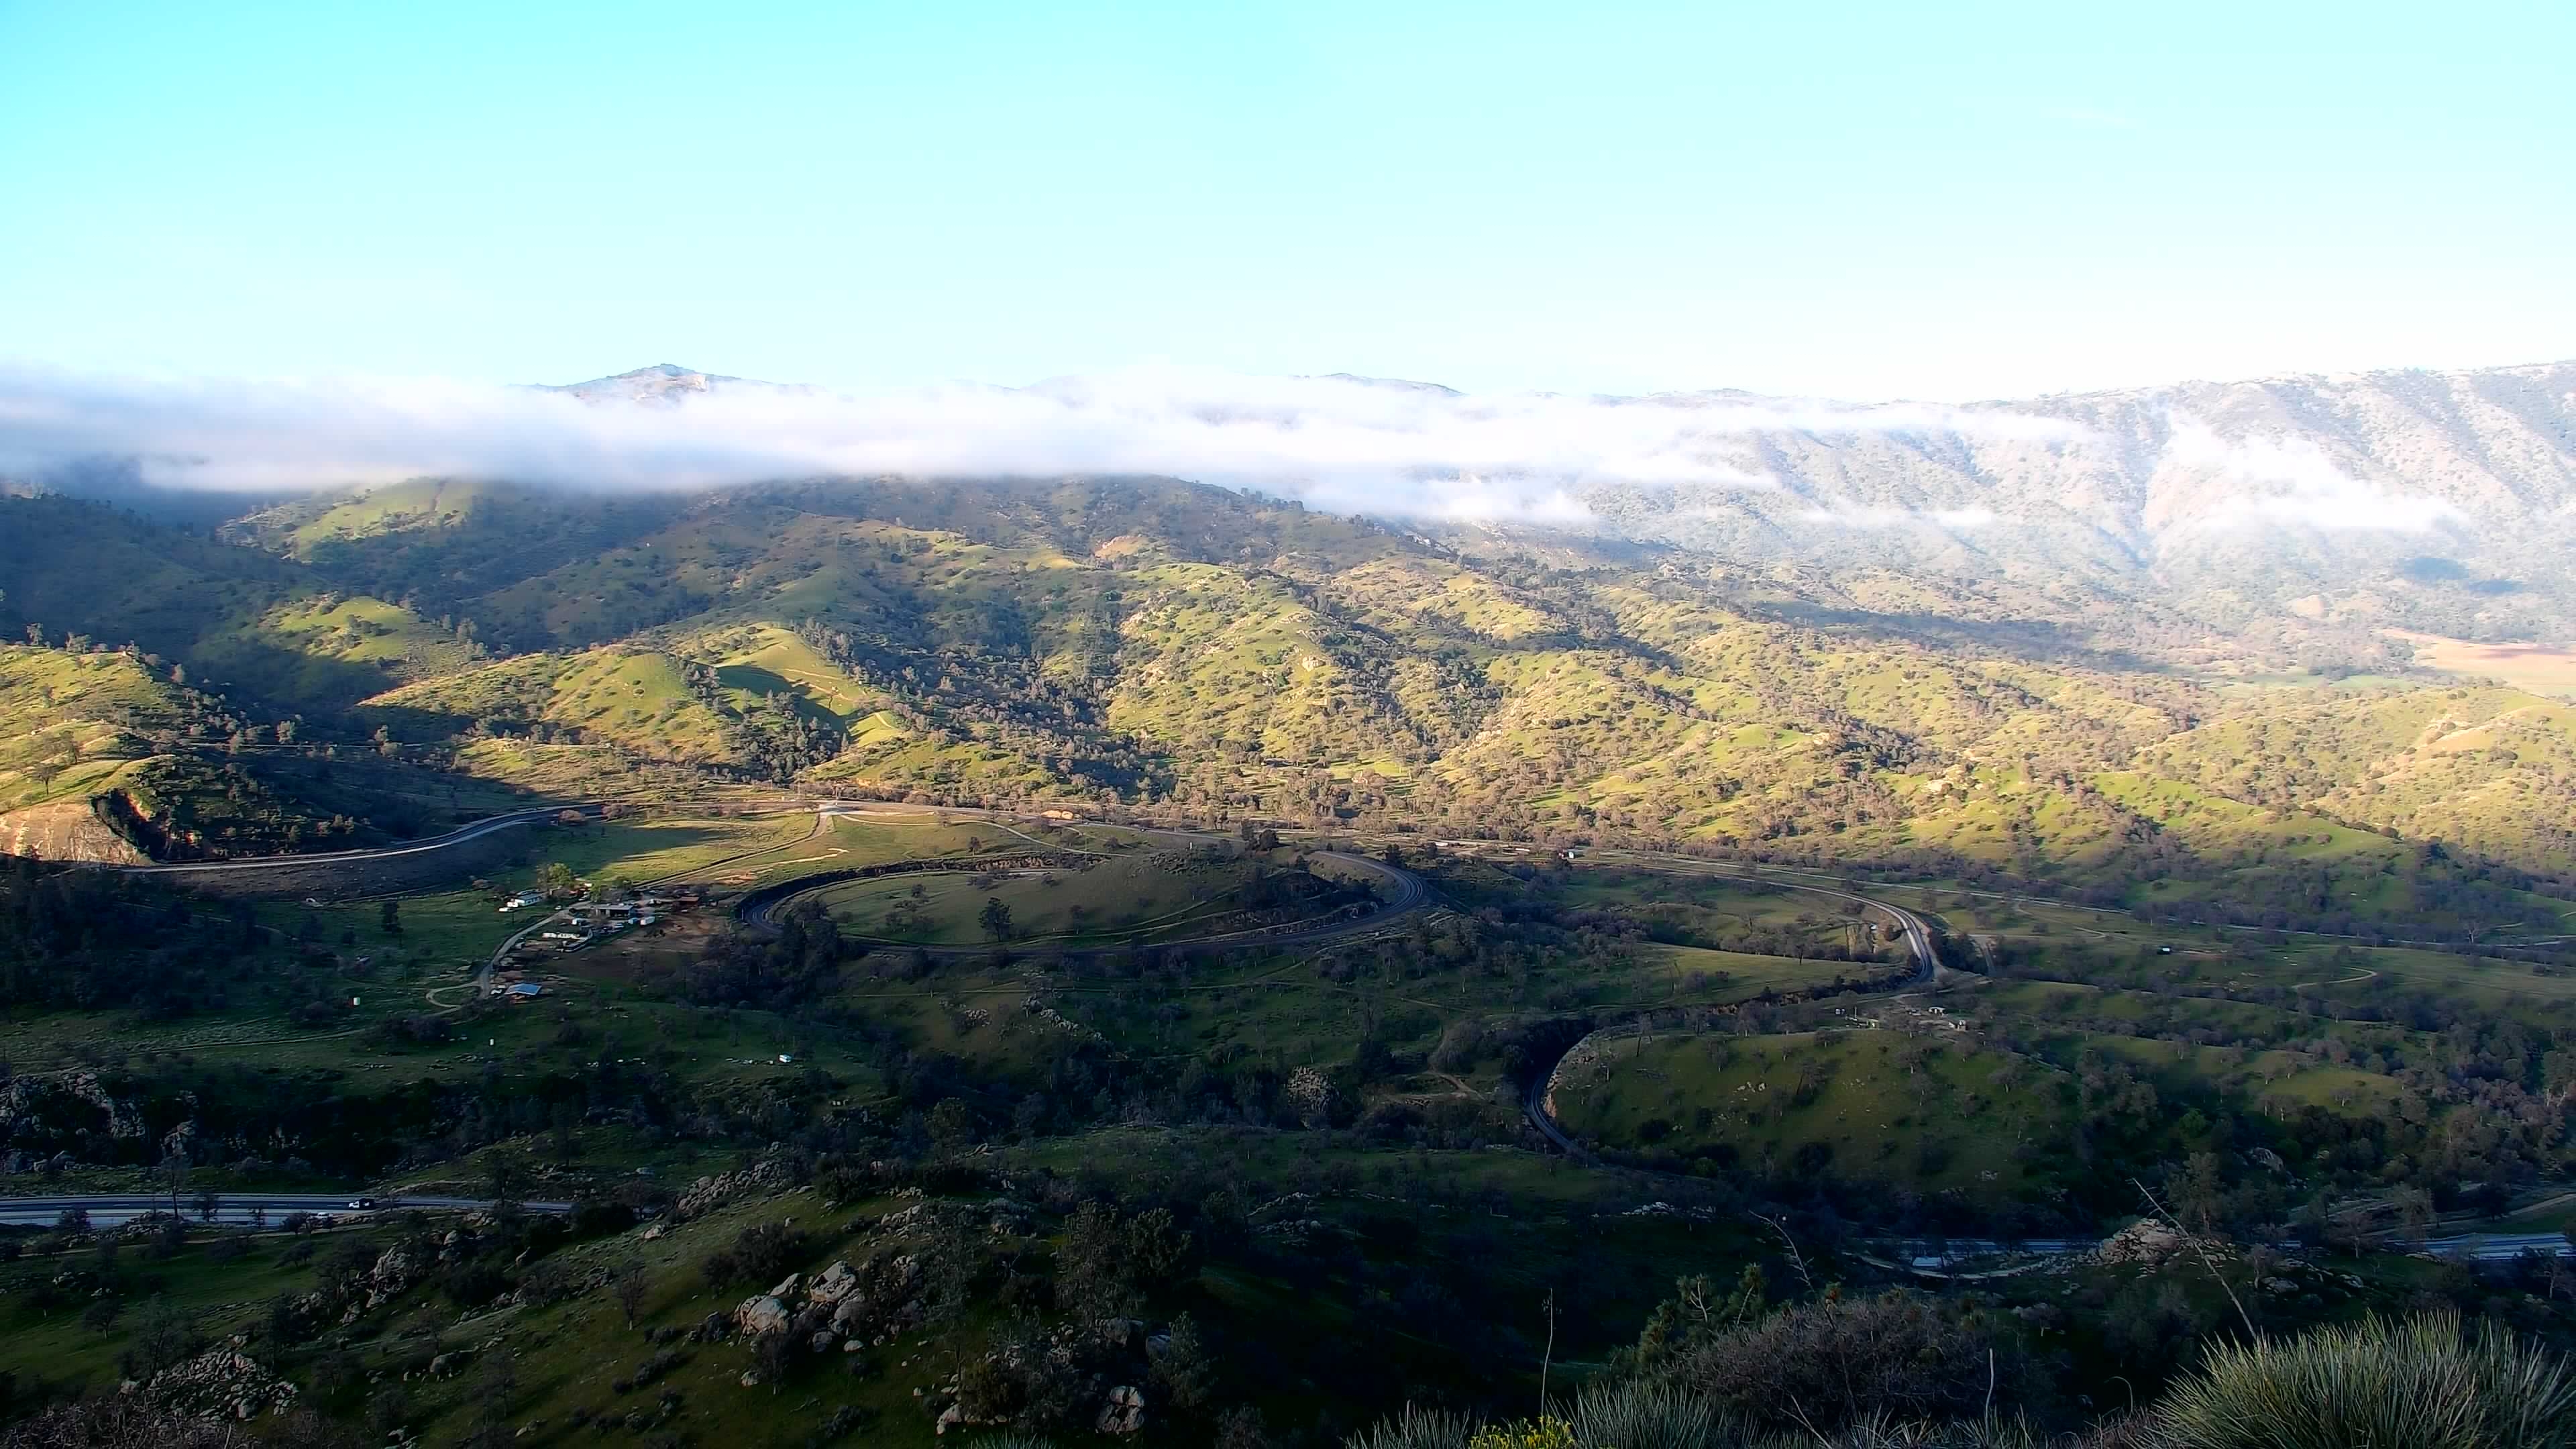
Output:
6 439 2576 938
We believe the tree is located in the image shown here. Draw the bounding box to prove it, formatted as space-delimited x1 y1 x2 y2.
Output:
378 899 402 936
979 896 1014 942
928 1098 975 1154
613 1263 647 1328
26 754 67 796
158 1147 190 1221
1150 1311 1217 1411
483 1147 531 1206
541 862 580 899
469 1348 519 1449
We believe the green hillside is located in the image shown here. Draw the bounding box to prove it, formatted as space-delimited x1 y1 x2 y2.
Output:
0 644 201 810
0 495 486 710
1552 1029 2082 1206
13 479 2576 935
0 643 394 857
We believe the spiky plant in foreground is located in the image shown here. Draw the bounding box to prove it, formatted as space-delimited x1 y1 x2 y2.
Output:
1345 1405 1479 1449
2149 1310 2576 1449
1564 1380 1731 1449
1817 1409 2062 1448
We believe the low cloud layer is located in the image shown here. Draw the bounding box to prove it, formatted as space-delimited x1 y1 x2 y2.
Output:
0 362 2088 523
2165 421 2465 534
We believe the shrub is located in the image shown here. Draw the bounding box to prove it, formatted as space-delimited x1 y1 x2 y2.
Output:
1467 1420 1577 1449
1668 1291 2022 1432
2149 1310 2576 1449
0 1398 247 1449
700 1222 814 1290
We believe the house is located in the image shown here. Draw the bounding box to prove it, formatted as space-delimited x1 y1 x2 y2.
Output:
502 982 545 1000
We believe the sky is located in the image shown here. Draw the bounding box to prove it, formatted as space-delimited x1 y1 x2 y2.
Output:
3 0 2571 404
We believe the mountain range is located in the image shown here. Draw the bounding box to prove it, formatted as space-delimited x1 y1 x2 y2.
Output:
3 358 2575 934
519 359 2576 651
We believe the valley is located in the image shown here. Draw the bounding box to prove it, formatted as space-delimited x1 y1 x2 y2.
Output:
7 467 2576 1446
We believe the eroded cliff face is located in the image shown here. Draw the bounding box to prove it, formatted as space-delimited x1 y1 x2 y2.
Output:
0 796 153 865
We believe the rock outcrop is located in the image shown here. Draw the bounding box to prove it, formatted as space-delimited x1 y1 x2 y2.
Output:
0 797 150 864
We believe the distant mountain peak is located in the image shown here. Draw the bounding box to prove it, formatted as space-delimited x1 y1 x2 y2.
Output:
547 364 745 405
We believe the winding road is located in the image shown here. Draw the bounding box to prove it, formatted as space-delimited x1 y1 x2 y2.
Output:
1520 866 1943 1157
113 796 812 883
115 806 596 877
0 1192 571 1228
735 829 1428 958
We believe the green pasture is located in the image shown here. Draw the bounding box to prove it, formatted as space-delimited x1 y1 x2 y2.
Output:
1552 1029 2076 1204
814 853 1246 945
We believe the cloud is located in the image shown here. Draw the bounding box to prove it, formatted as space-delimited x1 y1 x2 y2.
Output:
2164 420 2464 533
0 362 2089 523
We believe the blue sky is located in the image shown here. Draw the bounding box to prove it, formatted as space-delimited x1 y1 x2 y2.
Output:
2 0 2569 400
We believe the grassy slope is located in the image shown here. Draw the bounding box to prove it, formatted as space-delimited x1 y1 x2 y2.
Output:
0 496 484 713
1554 1030 2077 1205
34 481 2576 910
0 645 195 809
364 648 734 765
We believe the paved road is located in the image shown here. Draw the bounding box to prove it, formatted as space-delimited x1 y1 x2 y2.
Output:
119 808 570 877
2421 1231 2576 1261
737 825 1430 958
1885 1231 2576 1269
113 795 814 881
0 1192 571 1228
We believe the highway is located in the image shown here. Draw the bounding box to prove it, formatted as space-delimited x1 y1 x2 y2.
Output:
0 1192 570 1228
735 834 1430 957
112 794 814 881
118 807 570 877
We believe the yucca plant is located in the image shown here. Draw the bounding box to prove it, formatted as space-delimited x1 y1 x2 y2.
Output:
1814 1409 2054 1448
1346 1405 1481 1449
969 1435 1059 1449
2149 1310 2576 1449
1564 1379 1736 1449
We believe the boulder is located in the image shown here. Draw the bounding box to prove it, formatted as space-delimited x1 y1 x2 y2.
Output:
1097 1385 1145 1436
2095 1218 2191 1267
809 1261 857 1305
733 1295 790 1337
135 1346 300 1421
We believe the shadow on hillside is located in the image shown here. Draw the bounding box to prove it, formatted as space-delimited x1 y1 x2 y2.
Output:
1751 605 2166 675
